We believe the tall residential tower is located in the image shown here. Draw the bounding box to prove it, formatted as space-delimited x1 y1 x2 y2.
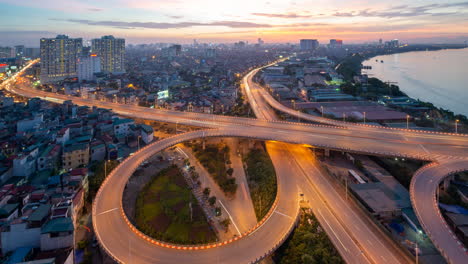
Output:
91 36 125 74
300 39 319 51
40 35 82 83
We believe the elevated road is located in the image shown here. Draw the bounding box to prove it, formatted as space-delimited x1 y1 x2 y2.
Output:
3 61 468 263
93 129 300 264
243 65 411 264
411 160 468 264
248 65 468 263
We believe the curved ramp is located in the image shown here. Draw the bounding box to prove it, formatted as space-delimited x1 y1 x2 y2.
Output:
93 129 300 264
410 160 468 264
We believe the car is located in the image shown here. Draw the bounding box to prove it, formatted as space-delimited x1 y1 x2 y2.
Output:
92 238 98 248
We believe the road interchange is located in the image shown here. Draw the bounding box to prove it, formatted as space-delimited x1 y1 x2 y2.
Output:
2 61 468 263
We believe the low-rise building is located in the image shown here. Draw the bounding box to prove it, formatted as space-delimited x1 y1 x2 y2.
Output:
113 118 134 139
140 124 154 144
40 217 74 251
37 145 61 171
90 141 106 161
62 143 89 170
1 204 51 254
13 147 39 178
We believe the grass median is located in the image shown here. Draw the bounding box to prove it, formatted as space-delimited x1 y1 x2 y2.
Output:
244 147 277 221
135 165 217 244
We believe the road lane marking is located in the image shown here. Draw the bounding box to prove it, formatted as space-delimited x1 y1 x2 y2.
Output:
219 200 242 236
176 147 189 158
97 208 119 216
317 209 349 252
419 144 430 154
242 183 249 200
275 211 292 219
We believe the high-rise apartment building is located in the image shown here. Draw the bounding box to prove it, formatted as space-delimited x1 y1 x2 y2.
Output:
77 54 101 82
0 47 15 58
40 35 82 83
329 39 343 47
300 39 319 50
91 36 125 74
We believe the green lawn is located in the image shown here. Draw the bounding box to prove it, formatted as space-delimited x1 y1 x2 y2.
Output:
244 147 277 220
274 209 344 264
135 165 217 244
192 143 238 195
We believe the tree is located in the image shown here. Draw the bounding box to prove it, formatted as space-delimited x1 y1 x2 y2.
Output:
208 196 217 206
203 187 211 197
220 218 230 232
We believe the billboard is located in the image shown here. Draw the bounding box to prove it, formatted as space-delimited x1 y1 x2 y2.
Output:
157 90 169 99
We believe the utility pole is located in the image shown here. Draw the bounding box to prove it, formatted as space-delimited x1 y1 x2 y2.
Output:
415 243 419 264
345 178 348 200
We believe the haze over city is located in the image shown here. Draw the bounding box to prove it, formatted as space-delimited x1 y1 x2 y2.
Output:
1 1 468 264
2 0 468 45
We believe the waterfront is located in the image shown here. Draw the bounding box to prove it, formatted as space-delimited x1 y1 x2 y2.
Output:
363 48 468 116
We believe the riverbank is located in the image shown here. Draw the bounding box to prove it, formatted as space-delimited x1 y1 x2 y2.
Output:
364 48 468 116
336 47 468 133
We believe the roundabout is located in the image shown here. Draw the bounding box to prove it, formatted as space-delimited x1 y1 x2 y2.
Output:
4 61 468 263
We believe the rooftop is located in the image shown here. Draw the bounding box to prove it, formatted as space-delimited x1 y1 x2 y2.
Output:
63 143 88 153
351 182 411 214
113 118 134 126
41 217 73 234
28 204 51 222
0 203 18 217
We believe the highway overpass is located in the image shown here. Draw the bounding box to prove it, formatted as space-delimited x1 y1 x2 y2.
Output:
3 60 468 263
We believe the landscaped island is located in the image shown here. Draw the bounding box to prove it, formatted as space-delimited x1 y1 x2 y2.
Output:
135 165 217 244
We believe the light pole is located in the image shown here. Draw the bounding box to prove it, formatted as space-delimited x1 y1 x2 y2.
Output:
415 242 419 264
320 106 324 117
343 113 346 122
406 115 410 129
104 159 109 178
363 112 366 124
455 119 459 133
137 136 141 151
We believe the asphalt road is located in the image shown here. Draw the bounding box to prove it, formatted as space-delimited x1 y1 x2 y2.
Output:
92 130 300 264
410 160 468 264
3 61 468 263
243 66 412 264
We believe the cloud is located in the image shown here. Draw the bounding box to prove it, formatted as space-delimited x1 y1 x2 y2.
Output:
331 2 468 19
87 8 103 12
251 12 313 19
51 18 273 29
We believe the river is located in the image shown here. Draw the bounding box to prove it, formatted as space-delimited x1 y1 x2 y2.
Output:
363 48 468 116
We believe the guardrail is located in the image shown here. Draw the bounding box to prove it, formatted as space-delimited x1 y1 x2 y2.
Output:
256 80 468 137
92 129 301 264
409 161 468 264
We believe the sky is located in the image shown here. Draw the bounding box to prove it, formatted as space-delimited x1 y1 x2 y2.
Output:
1 0 468 46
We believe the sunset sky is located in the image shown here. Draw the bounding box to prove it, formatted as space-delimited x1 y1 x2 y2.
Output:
1 0 468 46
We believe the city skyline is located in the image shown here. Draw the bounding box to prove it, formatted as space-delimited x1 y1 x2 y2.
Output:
1 0 468 46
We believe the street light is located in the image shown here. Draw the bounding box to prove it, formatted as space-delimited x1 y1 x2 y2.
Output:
104 159 110 178
320 106 324 117
406 115 410 129
363 112 366 124
455 119 460 133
